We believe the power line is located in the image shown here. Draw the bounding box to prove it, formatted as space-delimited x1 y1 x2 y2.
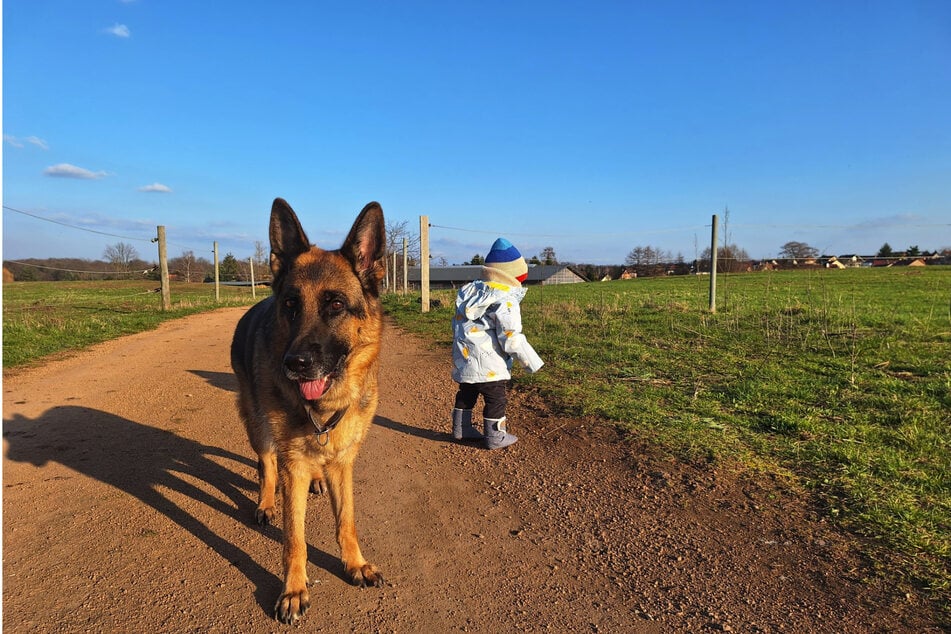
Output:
730 222 951 229
3 204 155 242
430 220 951 240
5 259 155 276
429 223 709 239
4 204 217 255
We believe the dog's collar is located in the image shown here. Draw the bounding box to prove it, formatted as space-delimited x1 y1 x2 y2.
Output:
307 405 349 441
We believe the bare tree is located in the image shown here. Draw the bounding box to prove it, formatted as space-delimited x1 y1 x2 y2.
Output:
383 219 419 291
178 250 197 282
541 246 558 265
103 242 139 271
385 220 419 259
252 241 268 281
779 241 819 260
625 245 671 268
253 241 267 266
699 244 750 273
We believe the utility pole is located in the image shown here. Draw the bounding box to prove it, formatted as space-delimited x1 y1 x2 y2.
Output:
420 215 430 313
402 237 408 293
155 226 171 311
709 214 718 313
213 242 220 302
249 257 256 300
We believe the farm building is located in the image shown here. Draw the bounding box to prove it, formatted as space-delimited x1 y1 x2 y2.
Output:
408 264 588 289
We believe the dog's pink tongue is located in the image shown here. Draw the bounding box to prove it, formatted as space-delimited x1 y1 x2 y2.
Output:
299 377 329 401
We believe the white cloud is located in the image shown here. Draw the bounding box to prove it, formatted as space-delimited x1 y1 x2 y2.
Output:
44 163 110 179
6 135 50 149
104 23 131 38
139 183 172 193
25 136 49 150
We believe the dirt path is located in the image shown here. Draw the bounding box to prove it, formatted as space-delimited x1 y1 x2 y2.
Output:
2 308 944 633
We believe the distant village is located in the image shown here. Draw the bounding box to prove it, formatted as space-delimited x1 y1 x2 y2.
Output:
4 243 949 287
407 251 947 289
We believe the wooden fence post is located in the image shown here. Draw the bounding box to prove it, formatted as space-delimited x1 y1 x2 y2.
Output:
402 237 408 293
709 214 718 313
420 215 430 313
156 226 171 311
213 242 220 302
249 257 256 300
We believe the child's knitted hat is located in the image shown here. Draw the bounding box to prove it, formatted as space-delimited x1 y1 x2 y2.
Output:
484 238 528 283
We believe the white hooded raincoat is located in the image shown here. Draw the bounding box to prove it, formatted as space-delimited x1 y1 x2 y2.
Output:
451 267 544 384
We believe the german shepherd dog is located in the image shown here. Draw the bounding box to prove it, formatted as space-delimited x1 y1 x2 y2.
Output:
231 198 386 625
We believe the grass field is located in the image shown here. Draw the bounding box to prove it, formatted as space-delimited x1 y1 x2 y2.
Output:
383 267 950 596
3 270 949 597
2 280 260 369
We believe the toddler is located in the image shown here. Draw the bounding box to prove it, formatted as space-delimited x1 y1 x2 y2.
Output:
451 238 544 449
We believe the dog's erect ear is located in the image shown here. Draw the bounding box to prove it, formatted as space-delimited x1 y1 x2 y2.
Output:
341 202 386 294
269 198 311 279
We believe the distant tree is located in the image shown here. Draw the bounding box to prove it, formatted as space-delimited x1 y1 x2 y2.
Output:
877 243 893 258
625 245 670 268
170 252 212 282
528 255 541 265
220 253 240 281
103 242 139 271
625 246 648 267
253 241 267 266
906 245 920 257
252 241 268 281
699 244 750 273
778 241 819 260
15 264 38 281
541 246 558 265
385 220 419 262
382 220 420 290
174 250 198 282
468 254 485 265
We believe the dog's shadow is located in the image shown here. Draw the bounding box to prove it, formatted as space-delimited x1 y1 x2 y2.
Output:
189 370 238 392
2 406 345 615
373 415 448 442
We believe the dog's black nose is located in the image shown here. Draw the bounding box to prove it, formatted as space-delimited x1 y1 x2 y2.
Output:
283 352 314 374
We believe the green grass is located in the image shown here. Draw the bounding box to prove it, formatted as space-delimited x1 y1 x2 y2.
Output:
384 267 951 597
5 272 949 600
3 280 261 369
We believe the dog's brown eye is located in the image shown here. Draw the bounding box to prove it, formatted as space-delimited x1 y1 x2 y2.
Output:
329 299 345 312
284 297 299 311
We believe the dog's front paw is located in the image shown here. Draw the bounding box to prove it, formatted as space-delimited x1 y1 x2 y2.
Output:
348 563 384 588
254 505 276 527
274 586 310 625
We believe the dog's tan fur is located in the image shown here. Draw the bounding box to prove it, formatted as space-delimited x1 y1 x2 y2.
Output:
231 198 385 625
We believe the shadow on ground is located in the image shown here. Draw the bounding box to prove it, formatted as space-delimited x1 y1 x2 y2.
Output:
3 406 346 615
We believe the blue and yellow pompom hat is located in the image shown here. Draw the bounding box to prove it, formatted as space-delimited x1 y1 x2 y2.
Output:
484 238 529 283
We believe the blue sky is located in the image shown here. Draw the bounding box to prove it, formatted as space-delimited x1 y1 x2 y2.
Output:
3 1 950 266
